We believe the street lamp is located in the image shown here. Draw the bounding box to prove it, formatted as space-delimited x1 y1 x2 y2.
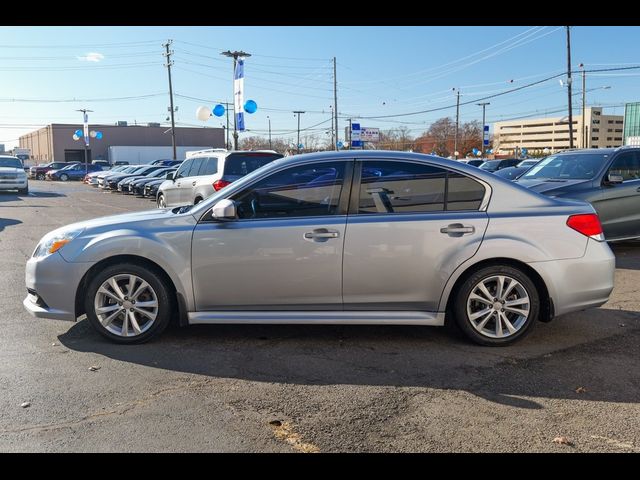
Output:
293 111 305 153
267 115 272 150
72 109 102 175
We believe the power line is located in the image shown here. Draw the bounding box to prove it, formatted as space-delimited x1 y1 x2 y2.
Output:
0 93 166 103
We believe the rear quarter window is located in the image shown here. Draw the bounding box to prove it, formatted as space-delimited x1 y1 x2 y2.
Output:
223 153 283 176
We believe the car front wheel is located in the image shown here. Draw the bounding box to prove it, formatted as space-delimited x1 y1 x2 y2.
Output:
36 173 45 180
60 173 69 181
84 263 172 344
452 265 539 346
157 193 166 208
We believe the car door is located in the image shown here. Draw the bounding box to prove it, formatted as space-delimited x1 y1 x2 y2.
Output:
163 158 193 206
342 159 489 311
191 160 352 311
592 151 640 240
180 156 206 204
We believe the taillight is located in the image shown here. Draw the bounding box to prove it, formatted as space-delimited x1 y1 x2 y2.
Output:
567 214 604 241
213 179 231 191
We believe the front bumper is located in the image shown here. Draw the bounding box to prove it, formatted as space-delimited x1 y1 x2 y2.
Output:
0 179 28 190
23 252 93 321
529 238 616 317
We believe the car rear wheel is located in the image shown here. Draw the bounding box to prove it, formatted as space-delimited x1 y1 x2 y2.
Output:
453 265 539 346
84 263 172 344
18 186 28 194
60 173 69 182
36 173 45 180
157 193 166 208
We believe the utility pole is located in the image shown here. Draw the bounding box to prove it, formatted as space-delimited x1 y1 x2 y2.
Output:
580 63 586 148
329 106 335 149
566 26 574 149
477 102 490 157
221 50 251 150
163 40 177 160
333 57 339 151
348 118 352 150
76 108 93 175
267 116 272 149
454 88 460 159
293 111 305 153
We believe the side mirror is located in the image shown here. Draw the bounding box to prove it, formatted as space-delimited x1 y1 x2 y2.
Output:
211 199 236 220
166 172 175 181
607 173 624 184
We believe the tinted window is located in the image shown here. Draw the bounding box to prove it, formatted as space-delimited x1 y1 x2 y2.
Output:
188 157 206 177
232 162 346 219
175 158 193 179
200 157 218 176
223 153 282 176
447 172 485 210
358 161 446 213
609 152 640 181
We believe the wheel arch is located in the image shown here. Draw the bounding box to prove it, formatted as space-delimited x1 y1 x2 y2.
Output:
441 257 553 324
75 254 189 327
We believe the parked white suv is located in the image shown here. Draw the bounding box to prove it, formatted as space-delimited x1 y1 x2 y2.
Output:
156 149 283 208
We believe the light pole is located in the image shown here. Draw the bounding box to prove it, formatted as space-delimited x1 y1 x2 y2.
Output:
453 88 460 159
267 116 272 150
76 109 93 175
221 50 251 150
294 111 305 153
477 102 490 157
566 26 574 149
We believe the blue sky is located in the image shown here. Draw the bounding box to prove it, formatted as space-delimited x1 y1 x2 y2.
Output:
0 26 638 149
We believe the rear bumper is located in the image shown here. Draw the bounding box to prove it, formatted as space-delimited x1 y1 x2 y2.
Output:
528 238 615 317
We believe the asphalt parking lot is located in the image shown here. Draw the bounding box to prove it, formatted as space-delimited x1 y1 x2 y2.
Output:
0 181 639 452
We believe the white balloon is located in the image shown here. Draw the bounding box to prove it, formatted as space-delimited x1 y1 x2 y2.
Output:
90 130 97 138
196 106 212 121
72 134 79 141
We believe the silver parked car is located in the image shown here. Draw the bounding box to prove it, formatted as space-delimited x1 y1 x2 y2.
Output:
24 151 615 346
156 149 283 208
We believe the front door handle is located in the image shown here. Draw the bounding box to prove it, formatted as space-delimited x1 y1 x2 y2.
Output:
192 181 197 186
636 186 640 192
440 223 475 237
304 228 340 242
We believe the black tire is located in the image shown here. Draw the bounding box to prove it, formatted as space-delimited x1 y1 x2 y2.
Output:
18 186 28 195
157 193 166 208
452 264 540 346
60 173 69 182
84 263 172 344
36 173 45 180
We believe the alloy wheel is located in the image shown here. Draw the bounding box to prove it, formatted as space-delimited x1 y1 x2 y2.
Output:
466 275 530 339
93 274 159 337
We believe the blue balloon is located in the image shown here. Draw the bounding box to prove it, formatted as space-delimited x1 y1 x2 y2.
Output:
75 129 83 137
521 148 528 154
244 99 258 114
212 104 225 117
95 131 103 140
298 143 304 149
336 141 343 149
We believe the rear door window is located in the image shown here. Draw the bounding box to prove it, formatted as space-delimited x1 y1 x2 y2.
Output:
223 153 283 176
199 157 218 176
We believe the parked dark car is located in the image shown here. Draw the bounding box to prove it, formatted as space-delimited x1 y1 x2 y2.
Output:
494 159 542 181
91 160 110 168
29 161 79 180
129 168 177 196
114 161 130 166
144 178 165 198
47 163 104 181
479 158 521 172
516 147 640 241
117 167 176 194
105 165 165 190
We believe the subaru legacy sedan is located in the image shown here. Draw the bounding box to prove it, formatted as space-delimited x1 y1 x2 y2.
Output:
24 151 615 346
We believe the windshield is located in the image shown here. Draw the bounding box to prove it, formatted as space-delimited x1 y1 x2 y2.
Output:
521 153 606 180
480 160 500 170
0 157 23 168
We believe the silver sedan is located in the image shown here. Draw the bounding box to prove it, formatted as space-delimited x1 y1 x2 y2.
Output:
23 151 615 346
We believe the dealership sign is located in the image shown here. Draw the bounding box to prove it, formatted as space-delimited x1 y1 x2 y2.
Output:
361 127 380 142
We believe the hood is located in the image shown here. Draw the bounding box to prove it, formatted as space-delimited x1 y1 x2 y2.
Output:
515 178 592 195
0 166 23 173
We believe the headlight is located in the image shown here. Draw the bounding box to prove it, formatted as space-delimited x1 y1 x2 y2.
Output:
33 228 84 258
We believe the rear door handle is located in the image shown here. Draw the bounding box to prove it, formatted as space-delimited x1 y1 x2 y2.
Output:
440 223 475 237
192 181 197 186
304 228 340 242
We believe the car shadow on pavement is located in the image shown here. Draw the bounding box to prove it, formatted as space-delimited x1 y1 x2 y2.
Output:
0 191 65 203
58 307 640 409
0 218 22 233
610 241 640 270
